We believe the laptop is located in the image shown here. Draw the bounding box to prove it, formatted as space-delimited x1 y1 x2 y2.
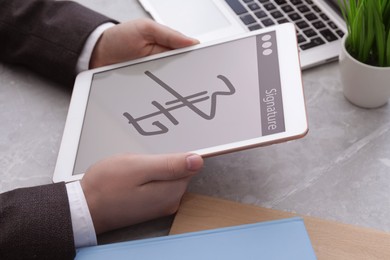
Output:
138 0 346 69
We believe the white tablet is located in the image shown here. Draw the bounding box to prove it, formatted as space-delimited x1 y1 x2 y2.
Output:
54 23 308 183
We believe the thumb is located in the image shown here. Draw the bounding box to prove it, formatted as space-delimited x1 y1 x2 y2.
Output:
141 19 200 49
139 153 203 183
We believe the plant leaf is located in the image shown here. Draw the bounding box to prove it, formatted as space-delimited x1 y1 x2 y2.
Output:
373 2 386 66
362 1 375 62
340 0 390 66
386 30 390 66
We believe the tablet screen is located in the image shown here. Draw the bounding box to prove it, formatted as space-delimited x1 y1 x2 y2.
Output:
73 30 285 175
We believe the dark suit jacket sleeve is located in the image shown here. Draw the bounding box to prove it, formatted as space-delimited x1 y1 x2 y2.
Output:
0 0 118 86
0 182 76 260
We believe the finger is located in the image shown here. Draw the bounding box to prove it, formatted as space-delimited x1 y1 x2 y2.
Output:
139 19 200 49
135 153 203 183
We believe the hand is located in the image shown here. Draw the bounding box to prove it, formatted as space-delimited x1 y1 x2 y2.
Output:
89 18 199 68
80 153 203 234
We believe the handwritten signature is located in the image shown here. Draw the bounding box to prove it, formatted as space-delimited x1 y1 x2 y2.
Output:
123 70 236 136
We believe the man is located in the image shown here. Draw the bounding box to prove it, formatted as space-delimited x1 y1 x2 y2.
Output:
0 1 203 259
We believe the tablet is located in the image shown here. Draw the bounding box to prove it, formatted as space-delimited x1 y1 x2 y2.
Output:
53 23 308 183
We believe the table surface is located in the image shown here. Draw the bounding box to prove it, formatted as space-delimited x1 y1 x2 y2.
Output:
170 193 390 260
1 0 390 244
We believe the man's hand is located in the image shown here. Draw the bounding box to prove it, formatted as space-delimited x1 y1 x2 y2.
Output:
80 153 203 234
89 18 199 68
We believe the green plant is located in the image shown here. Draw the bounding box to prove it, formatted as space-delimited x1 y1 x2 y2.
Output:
338 0 390 66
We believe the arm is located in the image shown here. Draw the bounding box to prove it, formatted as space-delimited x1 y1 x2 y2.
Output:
0 0 117 86
0 182 75 260
0 0 199 87
0 153 203 259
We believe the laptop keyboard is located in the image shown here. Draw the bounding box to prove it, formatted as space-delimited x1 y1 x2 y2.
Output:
225 0 345 51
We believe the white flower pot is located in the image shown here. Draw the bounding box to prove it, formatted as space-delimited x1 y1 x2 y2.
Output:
339 35 390 108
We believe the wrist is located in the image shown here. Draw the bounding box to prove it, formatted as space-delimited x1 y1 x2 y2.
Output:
80 179 111 235
66 181 97 247
76 23 115 72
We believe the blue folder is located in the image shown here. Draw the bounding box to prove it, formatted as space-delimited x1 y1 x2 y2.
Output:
76 217 316 259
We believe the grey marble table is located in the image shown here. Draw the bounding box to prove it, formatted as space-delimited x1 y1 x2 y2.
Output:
1 0 389 244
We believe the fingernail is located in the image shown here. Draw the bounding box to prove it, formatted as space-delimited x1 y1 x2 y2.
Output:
186 154 203 171
186 37 200 44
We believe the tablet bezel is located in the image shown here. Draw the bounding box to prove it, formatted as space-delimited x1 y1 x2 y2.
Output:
53 23 307 183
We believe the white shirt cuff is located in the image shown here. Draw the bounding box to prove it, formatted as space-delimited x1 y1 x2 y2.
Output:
66 181 97 248
76 22 116 73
